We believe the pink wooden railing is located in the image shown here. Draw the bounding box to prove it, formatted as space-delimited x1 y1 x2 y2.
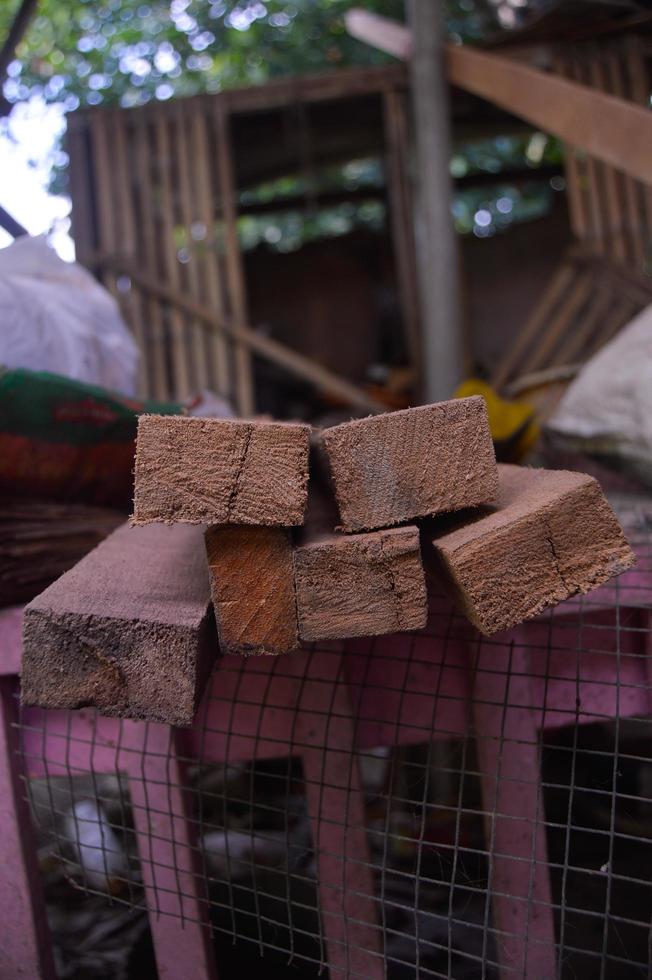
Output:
1 549 651 980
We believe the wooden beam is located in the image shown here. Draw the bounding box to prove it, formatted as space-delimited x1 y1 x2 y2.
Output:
205 524 298 656
294 525 427 641
134 415 310 527
21 523 217 726
321 397 498 533
94 255 385 414
427 464 635 635
408 0 463 400
345 8 652 186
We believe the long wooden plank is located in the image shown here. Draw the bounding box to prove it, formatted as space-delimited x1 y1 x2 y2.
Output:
21 523 217 726
321 398 498 532
94 257 385 414
345 9 652 185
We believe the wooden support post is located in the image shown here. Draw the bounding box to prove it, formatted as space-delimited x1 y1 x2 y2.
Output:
407 0 463 401
124 722 219 980
471 640 557 978
298 651 383 978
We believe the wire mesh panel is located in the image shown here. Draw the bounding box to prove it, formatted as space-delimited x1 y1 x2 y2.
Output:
11 494 652 978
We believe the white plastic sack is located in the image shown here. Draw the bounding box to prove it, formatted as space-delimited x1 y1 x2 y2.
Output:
547 303 652 476
0 235 139 395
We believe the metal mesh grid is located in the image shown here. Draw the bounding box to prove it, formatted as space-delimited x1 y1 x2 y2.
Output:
15 492 652 979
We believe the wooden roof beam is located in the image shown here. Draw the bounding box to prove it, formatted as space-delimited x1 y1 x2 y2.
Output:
345 8 652 187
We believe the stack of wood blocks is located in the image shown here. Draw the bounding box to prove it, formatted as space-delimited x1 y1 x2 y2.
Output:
21 396 635 726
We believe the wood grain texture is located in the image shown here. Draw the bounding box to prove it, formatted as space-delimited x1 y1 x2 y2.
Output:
205 525 298 656
428 464 635 635
21 523 216 726
133 415 310 527
321 397 497 532
294 525 427 641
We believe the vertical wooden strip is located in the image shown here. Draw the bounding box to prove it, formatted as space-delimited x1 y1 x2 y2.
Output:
175 102 209 394
89 112 118 292
134 119 170 400
606 47 646 271
590 55 626 265
215 102 255 416
155 113 193 400
66 117 96 266
553 53 589 242
191 101 231 397
111 109 149 397
625 36 652 268
575 53 605 253
383 88 421 389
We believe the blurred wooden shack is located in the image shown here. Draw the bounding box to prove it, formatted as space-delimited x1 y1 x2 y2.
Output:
66 1 652 417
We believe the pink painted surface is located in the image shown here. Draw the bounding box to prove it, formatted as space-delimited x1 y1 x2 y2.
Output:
472 643 556 979
3 541 651 980
297 649 383 979
121 722 219 980
0 676 56 979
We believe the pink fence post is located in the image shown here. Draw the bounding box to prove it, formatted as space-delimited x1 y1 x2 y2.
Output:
298 648 384 979
121 720 219 980
0 669 56 979
471 636 557 979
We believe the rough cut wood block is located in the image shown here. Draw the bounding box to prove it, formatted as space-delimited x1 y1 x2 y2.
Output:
294 525 427 641
133 415 311 527
428 464 636 635
21 523 216 726
321 397 498 532
205 525 298 656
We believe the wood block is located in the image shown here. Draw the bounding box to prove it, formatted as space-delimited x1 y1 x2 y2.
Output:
294 526 427 641
205 525 298 656
321 397 498 532
21 523 216 726
133 415 310 527
428 464 636 635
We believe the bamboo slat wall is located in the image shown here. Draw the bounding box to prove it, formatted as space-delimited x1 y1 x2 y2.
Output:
492 36 652 393
68 96 254 412
66 66 415 412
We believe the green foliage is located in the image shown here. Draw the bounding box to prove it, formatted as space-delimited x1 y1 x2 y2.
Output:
0 0 404 112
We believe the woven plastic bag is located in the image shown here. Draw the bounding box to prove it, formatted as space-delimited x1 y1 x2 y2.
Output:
0 235 139 396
